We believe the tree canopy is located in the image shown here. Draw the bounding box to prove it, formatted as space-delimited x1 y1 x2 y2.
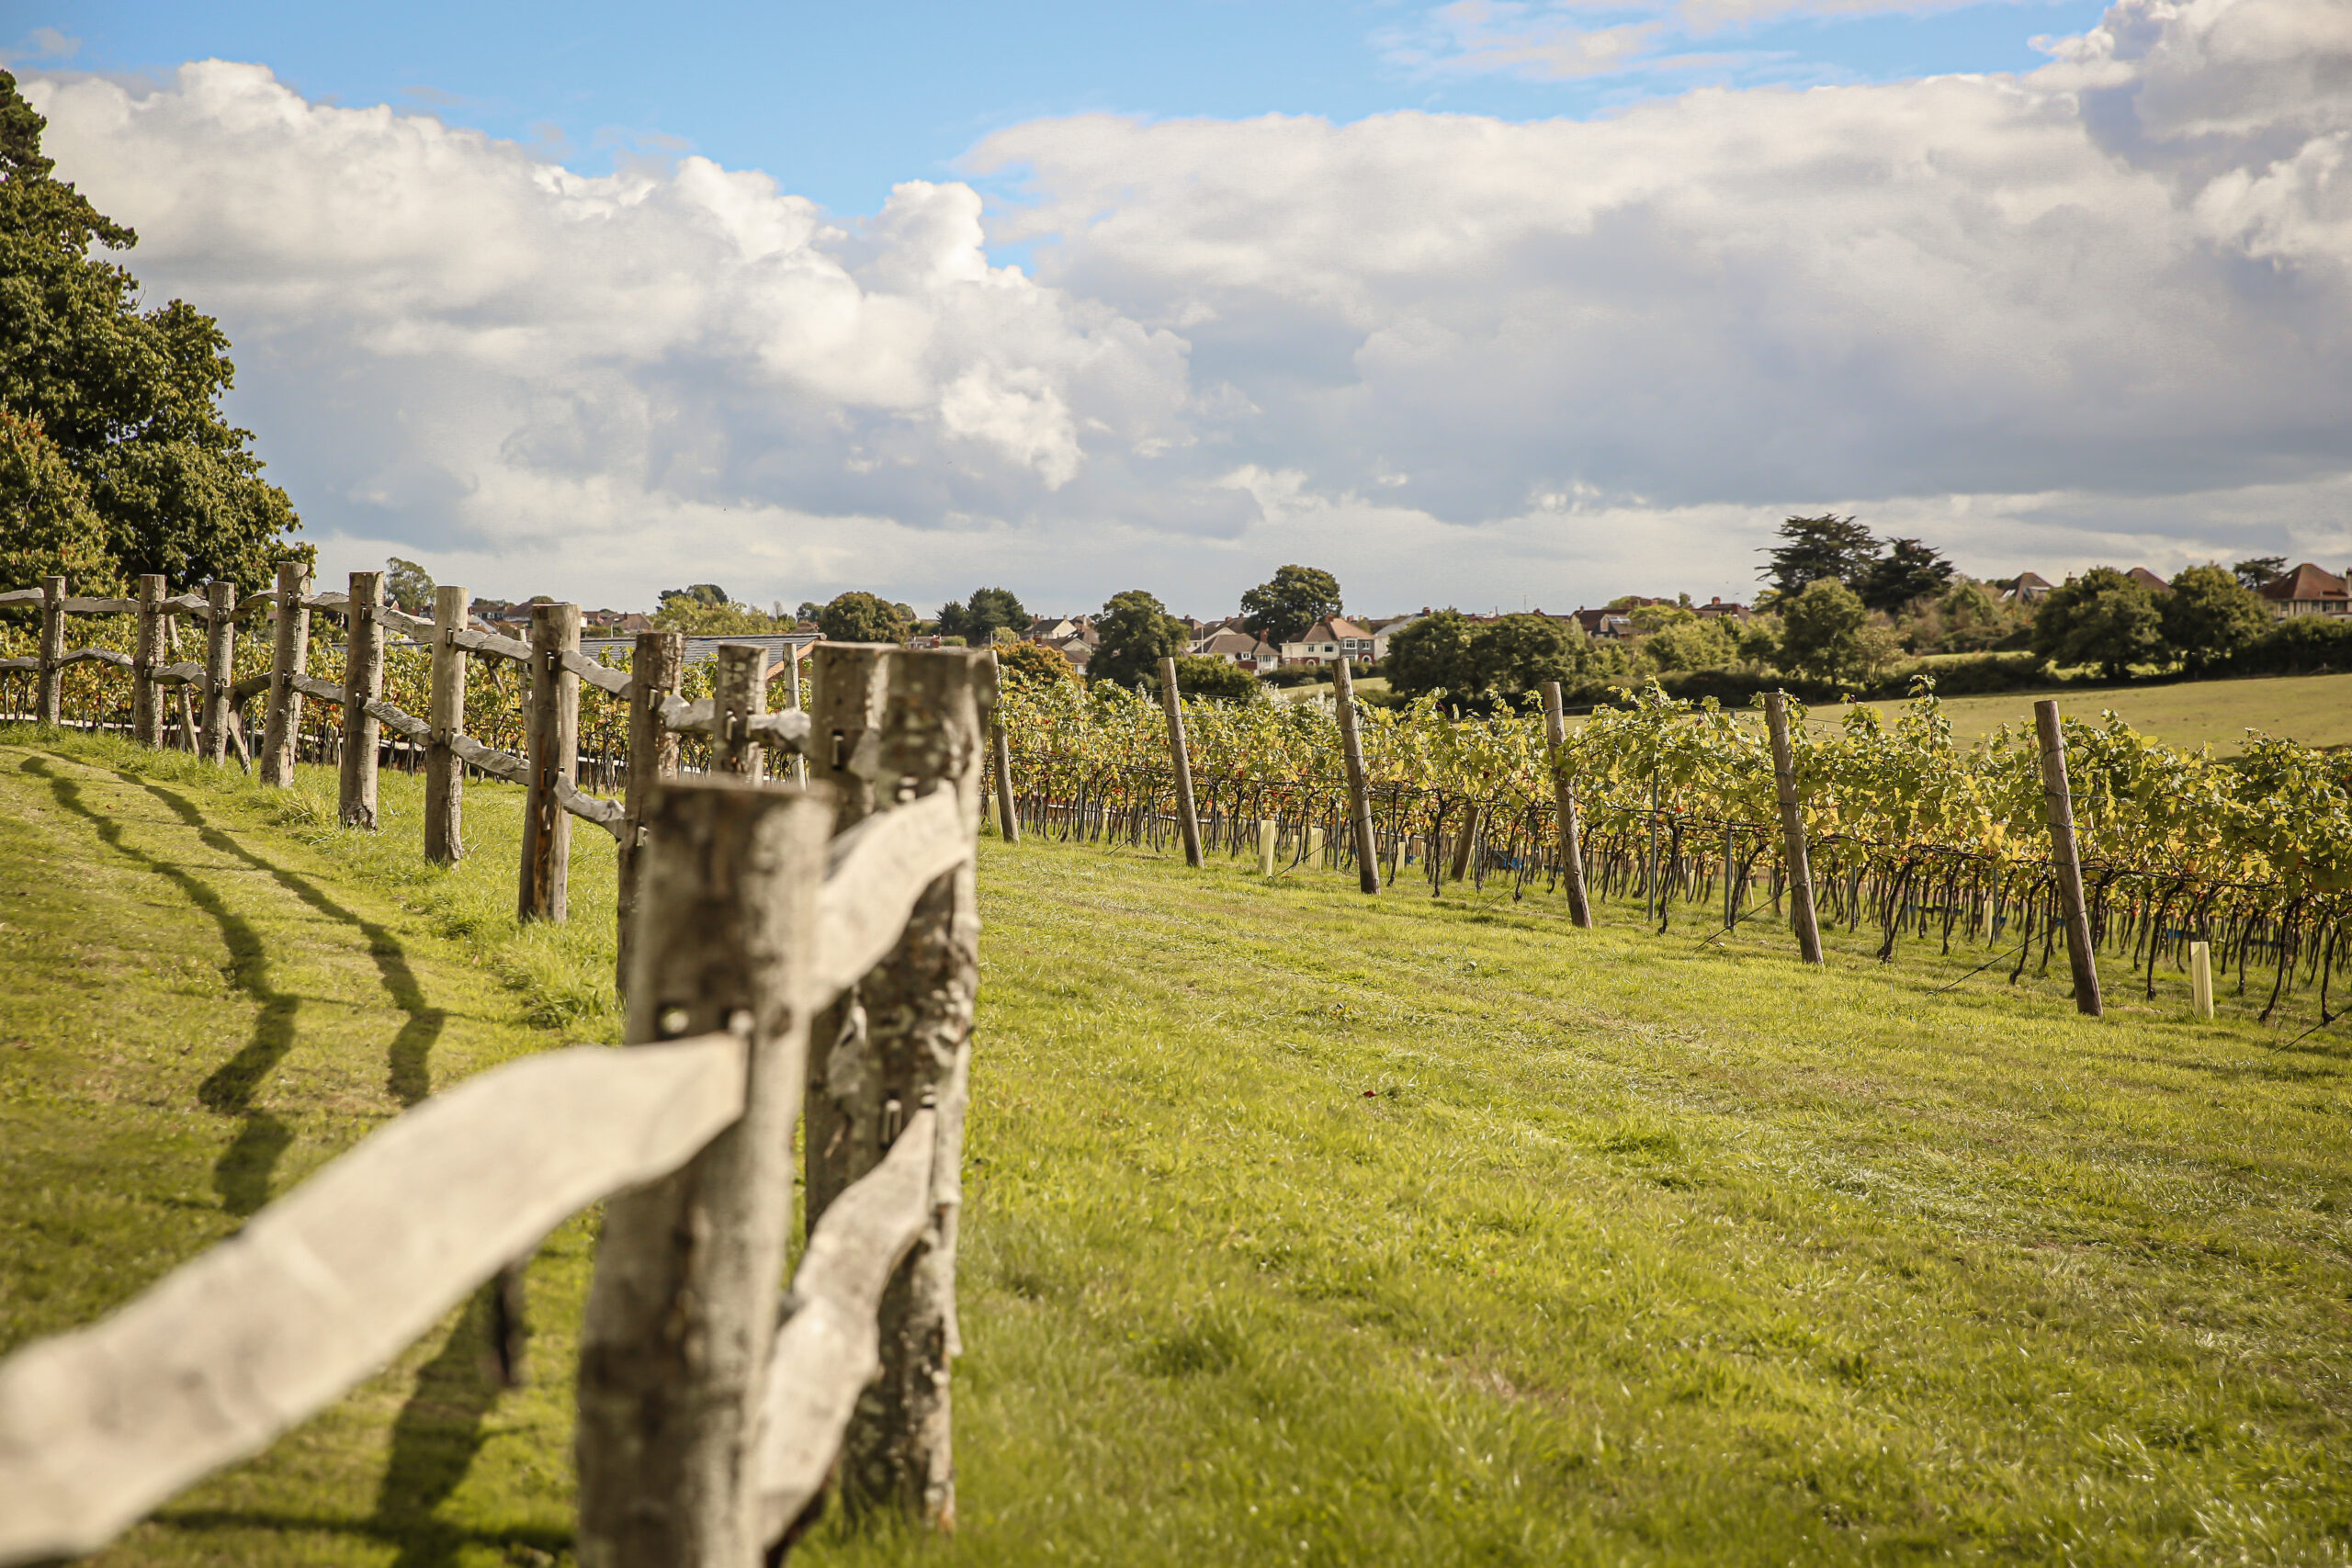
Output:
1856 537 1954 614
1165 653 1261 704
936 585 1027 644
995 639 1078 689
2162 565 2271 673
1090 588 1186 689
385 557 435 614
1386 611 1589 704
816 591 910 644
0 71 303 591
1758 515 1878 599
2232 557 2287 592
1239 565 1342 647
2030 568 2165 680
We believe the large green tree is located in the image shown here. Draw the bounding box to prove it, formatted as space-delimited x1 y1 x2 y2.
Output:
2161 564 2271 674
1090 588 1185 689
1777 578 1885 682
2030 568 2165 680
1383 609 1482 697
1856 537 1954 614
1386 611 1589 703
1758 515 1878 599
937 585 1027 644
0 72 303 590
1239 565 1342 647
0 404 110 588
816 591 910 644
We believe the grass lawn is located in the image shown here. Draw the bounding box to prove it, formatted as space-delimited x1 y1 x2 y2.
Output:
1846 671 2352 752
3 728 2350 1564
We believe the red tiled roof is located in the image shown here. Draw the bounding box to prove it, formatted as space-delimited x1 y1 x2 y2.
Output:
2258 563 2349 603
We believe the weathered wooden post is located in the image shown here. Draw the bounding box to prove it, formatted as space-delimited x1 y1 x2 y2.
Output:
2189 939 2215 1020
988 650 1018 845
786 642 809 787
339 570 385 829
1724 824 1736 931
1158 655 1204 868
424 585 469 863
36 575 63 726
575 778 831 1567
1448 805 1481 883
806 644 989 1528
1541 681 1595 928
518 603 582 923
130 573 165 746
261 560 311 786
616 629 684 998
2034 698 2103 1018
713 643 765 781
1331 656 1381 895
1764 693 1825 966
199 580 236 763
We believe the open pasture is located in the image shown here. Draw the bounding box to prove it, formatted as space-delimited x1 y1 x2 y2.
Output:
0 730 2346 1564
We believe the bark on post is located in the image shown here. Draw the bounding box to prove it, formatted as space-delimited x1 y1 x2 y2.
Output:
339 570 385 829
988 651 1018 845
200 580 236 763
424 585 469 863
575 779 831 1568
1448 805 1481 883
2034 698 2104 1018
1158 655 1204 868
712 643 765 782
832 644 988 1523
1764 693 1825 966
518 603 582 923
261 560 311 787
36 575 62 727
1331 656 1381 896
1541 682 1595 928
617 630 684 998
131 573 165 747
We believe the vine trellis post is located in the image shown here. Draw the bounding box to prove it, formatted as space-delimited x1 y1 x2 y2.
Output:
424 583 469 863
260 559 310 787
1764 692 1826 966
1542 680 1596 929
1158 655 1204 868
339 570 385 830
2035 698 2104 1018
1332 656 1380 895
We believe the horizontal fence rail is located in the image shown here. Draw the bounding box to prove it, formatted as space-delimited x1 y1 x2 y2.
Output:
0 577 997 1565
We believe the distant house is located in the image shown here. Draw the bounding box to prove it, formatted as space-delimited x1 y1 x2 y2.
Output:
1192 628 1281 671
2000 572 2055 604
1571 608 1637 640
1281 615 1377 666
2126 568 2173 594
1693 597 1749 620
2257 563 2351 620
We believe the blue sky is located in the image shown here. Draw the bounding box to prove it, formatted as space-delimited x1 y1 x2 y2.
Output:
14 0 2348 616
20 1 2106 219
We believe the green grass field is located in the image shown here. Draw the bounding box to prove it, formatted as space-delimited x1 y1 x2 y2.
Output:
1852 671 2352 752
3 729 2349 1565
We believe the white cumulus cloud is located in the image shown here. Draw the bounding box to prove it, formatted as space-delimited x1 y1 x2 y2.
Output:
23 0 2352 616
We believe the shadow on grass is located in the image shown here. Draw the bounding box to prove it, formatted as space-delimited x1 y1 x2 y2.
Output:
21 756 297 1215
133 776 449 1109
368 1281 516 1567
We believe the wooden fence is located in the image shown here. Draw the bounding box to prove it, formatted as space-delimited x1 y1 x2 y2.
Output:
0 564 996 1566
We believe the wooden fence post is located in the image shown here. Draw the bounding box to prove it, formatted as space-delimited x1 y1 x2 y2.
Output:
339 570 385 829
200 580 235 763
36 575 62 727
1723 824 1736 932
617 630 684 998
713 643 765 781
518 603 582 923
424 585 469 863
1258 818 1277 877
988 651 1018 845
131 573 164 747
575 778 831 1567
786 642 809 787
1332 657 1381 895
2034 698 2103 1018
261 560 310 787
2190 939 2214 1020
1448 805 1481 883
836 649 986 1528
1158 655 1204 868
1541 682 1595 928
1764 693 1825 966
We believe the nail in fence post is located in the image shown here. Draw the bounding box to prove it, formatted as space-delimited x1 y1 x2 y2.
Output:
200 580 235 762
1158 655 1204 867
2034 698 2103 1018
339 570 385 829
575 778 831 1567
518 603 582 923
1541 681 1595 928
988 650 1019 845
1332 656 1381 895
424 585 469 863
2190 939 2214 1020
712 643 765 781
36 575 62 726
617 629 684 998
261 560 310 786
1764 692 1825 966
131 573 164 746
